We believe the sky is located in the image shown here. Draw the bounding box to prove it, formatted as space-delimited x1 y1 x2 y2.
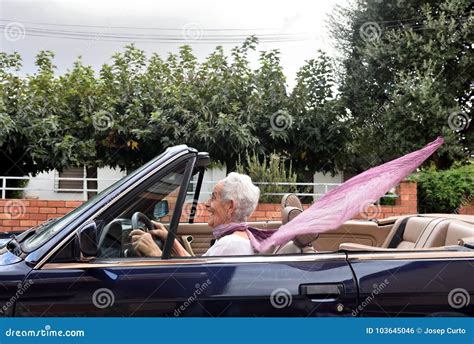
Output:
0 0 345 88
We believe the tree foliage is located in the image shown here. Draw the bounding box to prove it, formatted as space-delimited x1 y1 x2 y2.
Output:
236 151 297 203
330 0 473 172
413 163 474 213
0 37 343 179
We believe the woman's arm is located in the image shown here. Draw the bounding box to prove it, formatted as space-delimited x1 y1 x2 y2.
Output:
171 239 191 257
151 220 191 257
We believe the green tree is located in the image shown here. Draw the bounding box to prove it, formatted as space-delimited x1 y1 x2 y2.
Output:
1 38 349 188
288 52 349 178
236 151 297 203
330 0 473 172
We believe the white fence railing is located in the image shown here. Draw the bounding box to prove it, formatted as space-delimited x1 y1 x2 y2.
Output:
0 176 344 201
0 176 120 201
197 181 341 199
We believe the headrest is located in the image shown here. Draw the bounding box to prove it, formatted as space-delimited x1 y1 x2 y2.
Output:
281 194 303 210
281 206 302 225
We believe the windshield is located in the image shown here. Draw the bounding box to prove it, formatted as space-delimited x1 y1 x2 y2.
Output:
21 149 173 252
96 160 195 259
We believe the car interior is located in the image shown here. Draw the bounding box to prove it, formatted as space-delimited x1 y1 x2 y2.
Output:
96 185 474 258
175 193 474 256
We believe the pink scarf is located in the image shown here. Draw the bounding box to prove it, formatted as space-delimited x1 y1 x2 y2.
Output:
212 222 274 244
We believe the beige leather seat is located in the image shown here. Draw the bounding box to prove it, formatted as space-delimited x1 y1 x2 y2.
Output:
274 194 317 254
420 220 474 248
340 216 474 251
381 216 446 249
339 216 446 251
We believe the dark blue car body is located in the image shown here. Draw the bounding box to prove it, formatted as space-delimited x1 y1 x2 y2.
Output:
0 145 472 317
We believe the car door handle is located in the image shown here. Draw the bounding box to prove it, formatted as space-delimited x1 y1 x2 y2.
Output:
299 283 344 302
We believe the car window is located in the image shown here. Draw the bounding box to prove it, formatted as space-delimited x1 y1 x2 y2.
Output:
160 172 201 224
21 178 131 253
96 160 196 258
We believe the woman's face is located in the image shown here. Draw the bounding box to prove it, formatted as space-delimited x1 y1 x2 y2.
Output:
205 182 234 228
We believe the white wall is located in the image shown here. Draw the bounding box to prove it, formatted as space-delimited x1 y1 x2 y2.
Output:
24 170 81 200
97 166 127 191
313 171 343 200
24 167 126 200
198 166 227 202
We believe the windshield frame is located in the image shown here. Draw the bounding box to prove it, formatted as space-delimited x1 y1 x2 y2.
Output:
161 155 197 259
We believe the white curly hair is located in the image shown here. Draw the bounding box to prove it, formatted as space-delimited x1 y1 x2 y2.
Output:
219 172 260 222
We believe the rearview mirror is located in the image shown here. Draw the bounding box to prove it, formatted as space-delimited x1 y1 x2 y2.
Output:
76 222 98 260
154 200 169 219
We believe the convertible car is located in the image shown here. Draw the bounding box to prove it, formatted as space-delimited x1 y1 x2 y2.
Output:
0 145 473 317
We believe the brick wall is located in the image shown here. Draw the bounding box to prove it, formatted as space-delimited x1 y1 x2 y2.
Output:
351 180 418 220
459 203 474 215
0 181 418 233
0 200 83 233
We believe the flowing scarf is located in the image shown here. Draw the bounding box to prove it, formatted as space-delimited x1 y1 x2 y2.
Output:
246 137 444 253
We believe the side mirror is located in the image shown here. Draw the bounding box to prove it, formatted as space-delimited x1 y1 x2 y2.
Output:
76 222 98 260
153 200 169 219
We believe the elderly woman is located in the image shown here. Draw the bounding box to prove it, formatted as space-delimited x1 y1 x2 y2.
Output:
131 172 269 257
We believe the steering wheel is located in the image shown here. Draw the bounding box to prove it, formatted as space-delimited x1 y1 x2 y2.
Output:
124 212 164 257
131 212 154 233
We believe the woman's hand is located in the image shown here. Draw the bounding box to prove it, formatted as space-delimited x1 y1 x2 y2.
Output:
150 220 168 241
149 221 191 257
130 229 162 257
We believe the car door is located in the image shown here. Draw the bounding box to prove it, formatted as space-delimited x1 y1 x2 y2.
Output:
15 252 357 317
347 250 474 317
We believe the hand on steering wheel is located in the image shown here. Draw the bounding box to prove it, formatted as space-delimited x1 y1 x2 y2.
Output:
149 220 169 241
129 212 165 257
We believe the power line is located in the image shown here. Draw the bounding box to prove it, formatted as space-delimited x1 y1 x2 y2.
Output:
0 18 278 32
3 32 307 44
0 25 307 39
0 22 310 44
